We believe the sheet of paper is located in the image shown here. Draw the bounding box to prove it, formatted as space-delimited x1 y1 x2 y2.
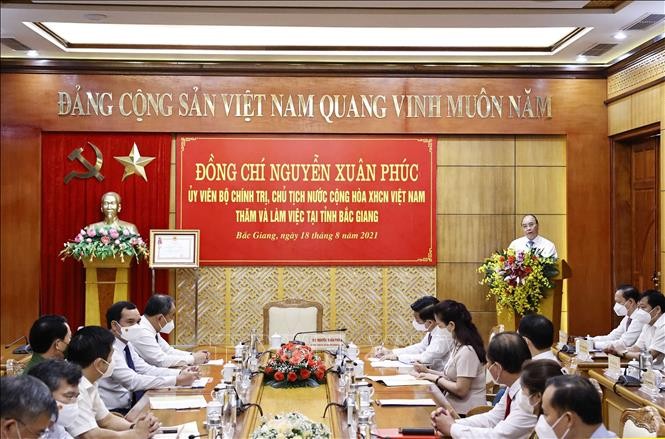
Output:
207 358 225 365
366 374 431 386
186 377 211 388
377 398 436 406
153 421 199 439
149 395 207 410
370 360 413 368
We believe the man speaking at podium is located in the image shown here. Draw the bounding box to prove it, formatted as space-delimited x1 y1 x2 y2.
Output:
509 214 557 258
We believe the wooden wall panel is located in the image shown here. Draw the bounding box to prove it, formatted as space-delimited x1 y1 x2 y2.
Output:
470 311 498 346
608 98 632 136
439 214 514 263
516 167 566 214
1 127 41 345
631 84 662 129
439 167 514 214
516 136 566 166
437 263 496 312
439 136 514 166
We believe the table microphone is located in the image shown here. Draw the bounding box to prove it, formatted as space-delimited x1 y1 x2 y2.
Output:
292 328 347 342
4 335 31 354
188 434 206 439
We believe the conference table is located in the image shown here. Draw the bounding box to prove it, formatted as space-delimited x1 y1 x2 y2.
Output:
589 369 665 434
126 347 436 438
552 348 629 377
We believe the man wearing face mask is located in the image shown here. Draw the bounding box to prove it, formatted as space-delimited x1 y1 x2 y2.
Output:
28 360 83 439
98 301 200 414
23 315 72 373
373 296 453 371
65 326 160 438
432 332 536 439
616 290 665 368
131 294 209 368
0 375 57 439
592 285 647 351
538 375 617 438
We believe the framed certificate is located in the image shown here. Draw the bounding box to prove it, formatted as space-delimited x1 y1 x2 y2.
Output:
149 229 200 268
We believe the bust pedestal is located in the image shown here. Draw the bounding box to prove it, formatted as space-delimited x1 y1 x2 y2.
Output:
82 257 133 326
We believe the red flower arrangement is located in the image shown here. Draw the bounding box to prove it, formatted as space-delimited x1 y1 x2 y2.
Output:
263 342 326 388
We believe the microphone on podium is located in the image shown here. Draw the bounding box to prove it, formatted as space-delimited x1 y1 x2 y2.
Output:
4 335 31 354
292 328 347 344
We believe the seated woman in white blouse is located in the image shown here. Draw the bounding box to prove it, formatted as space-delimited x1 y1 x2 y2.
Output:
413 300 487 415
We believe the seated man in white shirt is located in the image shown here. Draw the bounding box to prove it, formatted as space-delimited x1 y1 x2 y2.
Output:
98 301 201 414
28 359 83 439
0 375 57 439
65 326 160 439
539 375 617 438
518 314 560 364
593 285 648 351
432 332 536 439
131 294 209 368
614 290 665 369
509 214 557 258
373 296 453 371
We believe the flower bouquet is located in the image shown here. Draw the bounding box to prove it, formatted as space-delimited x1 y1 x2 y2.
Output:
263 342 326 388
59 225 149 263
251 412 330 439
478 248 558 315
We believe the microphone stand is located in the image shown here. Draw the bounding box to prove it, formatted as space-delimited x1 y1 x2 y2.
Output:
3 335 31 354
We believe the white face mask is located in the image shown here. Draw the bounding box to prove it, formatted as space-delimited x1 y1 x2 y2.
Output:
160 318 175 334
412 320 427 332
517 392 538 414
119 323 142 341
98 358 114 378
613 302 627 317
534 413 570 439
56 402 79 428
632 308 651 324
488 362 501 385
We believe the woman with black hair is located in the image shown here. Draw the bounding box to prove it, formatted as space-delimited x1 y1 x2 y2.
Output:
518 359 563 417
413 299 487 415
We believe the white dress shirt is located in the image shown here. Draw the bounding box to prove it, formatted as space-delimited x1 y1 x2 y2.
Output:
593 313 646 350
393 326 454 371
532 349 560 364
131 316 194 367
450 377 537 439
590 424 618 438
508 235 557 259
67 376 110 438
98 337 180 410
634 313 665 368
43 424 73 439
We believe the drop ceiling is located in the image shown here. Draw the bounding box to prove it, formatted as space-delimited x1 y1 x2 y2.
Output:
1 1 664 66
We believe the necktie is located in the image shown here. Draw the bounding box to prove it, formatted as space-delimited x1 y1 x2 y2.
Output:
504 392 512 418
626 317 632 329
527 240 534 249
155 333 159 342
427 333 432 346
124 345 144 405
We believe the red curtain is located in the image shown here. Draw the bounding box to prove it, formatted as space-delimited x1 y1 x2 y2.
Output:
41 133 171 330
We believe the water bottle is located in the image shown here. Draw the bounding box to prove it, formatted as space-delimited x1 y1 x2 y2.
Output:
222 383 237 439
357 411 371 439
626 359 641 379
206 390 223 433
5 360 15 376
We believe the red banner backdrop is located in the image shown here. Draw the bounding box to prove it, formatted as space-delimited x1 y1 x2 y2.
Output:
41 133 171 330
176 136 435 265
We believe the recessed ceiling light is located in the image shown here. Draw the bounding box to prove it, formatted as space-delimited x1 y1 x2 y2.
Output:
576 55 588 62
26 50 39 57
613 31 627 40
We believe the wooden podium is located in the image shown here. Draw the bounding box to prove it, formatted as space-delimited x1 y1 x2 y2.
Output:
496 259 570 336
83 257 132 326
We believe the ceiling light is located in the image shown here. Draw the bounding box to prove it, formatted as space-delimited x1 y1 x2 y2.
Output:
29 22 580 51
613 31 627 40
26 50 39 57
576 55 588 62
